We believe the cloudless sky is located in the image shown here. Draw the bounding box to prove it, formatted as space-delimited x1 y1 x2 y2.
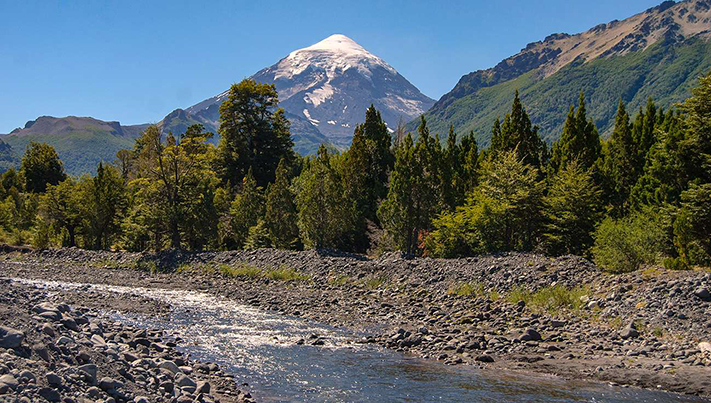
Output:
0 0 663 133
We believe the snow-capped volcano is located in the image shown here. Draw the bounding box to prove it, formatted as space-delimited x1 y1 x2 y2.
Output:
183 34 435 152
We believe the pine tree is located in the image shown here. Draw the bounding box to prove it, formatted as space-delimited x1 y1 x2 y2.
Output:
83 163 126 250
216 79 295 188
244 219 273 250
490 91 546 170
294 146 354 249
341 106 394 251
600 100 638 216
264 159 299 249
229 168 264 249
542 160 602 256
549 93 601 175
378 117 443 255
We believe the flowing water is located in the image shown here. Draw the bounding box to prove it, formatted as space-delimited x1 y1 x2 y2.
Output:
11 278 709 403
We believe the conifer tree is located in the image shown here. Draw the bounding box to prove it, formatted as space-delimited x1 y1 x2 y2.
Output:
264 159 299 249
600 100 638 216
83 163 126 250
549 93 601 175
230 168 264 249
490 91 546 170
294 146 354 249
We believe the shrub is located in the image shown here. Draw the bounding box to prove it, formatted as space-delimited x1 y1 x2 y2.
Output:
507 284 588 313
592 210 668 273
264 266 308 282
219 263 262 278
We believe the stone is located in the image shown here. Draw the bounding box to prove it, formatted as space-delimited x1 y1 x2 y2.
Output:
620 322 639 340
0 374 18 390
134 397 149 403
78 364 98 384
33 344 50 362
38 387 61 402
521 328 542 342
61 317 79 332
196 381 211 394
699 342 711 353
19 370 35 383
694 287 711 302
0 326 24 349
46 372 62 386
475 354 495 363
99 377 123 392
56 336 73 345
175 373 196 388
159 360 181 373
41 323 55 337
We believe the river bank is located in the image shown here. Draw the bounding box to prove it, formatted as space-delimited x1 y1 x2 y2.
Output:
1 247 710 399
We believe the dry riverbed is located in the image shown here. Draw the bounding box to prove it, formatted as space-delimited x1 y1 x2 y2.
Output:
1 247 711 400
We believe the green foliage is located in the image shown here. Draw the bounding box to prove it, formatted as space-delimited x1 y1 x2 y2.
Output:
265 266 309 282
542 161 602 256
448 281 499 300
216 79 295 188
229 169 265 249
264 159 300 249
548 93 601 175
378 117 443 255
83 163 126 249
592 209 668 273
673 184 711 266
218 263 262 278
426 150 544 257
20 142 66 193
490 90 547 170
38 178 84 247
244 219 272 250
506 284 589 313
294 146 355 249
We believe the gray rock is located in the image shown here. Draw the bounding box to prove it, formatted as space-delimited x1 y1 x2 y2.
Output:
78 364 98 384
620 322 639 339
0 326 24 349
99 377 123 392
56 336 73 345
19 370 35 383
41 323 55 337
38 387 61 402
33 344 50 362
196 380 211 394
159 360 181 374
46 372 62 386
694 287 711 302
0 374 17 388
134 397 150 403
475 354 495 363
175 373 196 388
521 328 542 342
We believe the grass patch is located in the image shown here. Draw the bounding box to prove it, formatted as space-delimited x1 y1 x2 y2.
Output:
218 263 262 278
448 281 499 300
363 275 389 290
328 274 351 286
506 284 589 314
264 266 309 282
135 261 160 275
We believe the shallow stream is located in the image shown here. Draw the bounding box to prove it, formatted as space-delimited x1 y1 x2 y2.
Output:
11 278 708 402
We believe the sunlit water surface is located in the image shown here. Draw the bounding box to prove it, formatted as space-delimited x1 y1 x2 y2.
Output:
9 277 709 403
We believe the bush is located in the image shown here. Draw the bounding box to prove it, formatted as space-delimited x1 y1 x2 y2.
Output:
592 210 668 273
506 284 588 313
218 263 262 278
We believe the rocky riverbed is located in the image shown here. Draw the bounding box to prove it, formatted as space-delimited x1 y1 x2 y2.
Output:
1 247 711 399
0 277 254 402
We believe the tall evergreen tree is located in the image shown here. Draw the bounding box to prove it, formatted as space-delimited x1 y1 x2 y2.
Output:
294 146 354 250
83 163 126 250
600 100 638 216
216 79 295 188
264 159 300 249
490 91 546 170
229 168 265 249
549 93 601 174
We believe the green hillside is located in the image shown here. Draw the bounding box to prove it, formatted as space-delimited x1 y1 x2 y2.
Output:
0 139 18 174
422 38 711 146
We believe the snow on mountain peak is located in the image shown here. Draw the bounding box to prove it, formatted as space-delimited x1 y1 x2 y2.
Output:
274 34 397 81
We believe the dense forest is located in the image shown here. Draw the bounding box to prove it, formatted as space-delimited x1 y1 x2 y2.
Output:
1 73 710 273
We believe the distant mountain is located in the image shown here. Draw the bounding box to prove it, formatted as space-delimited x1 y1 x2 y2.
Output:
0 139 18 174
421 0 711 146
0 116 148 176
176 34 435 153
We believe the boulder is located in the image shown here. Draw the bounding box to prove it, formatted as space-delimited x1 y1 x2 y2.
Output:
46 372 62 387
521 328 542 342
620 322 639 339
694 287 711 302
0 326 24 349
158 360 181 374
38 387 61 402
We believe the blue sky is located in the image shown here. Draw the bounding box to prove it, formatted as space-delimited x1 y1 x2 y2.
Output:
0 0 662 133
